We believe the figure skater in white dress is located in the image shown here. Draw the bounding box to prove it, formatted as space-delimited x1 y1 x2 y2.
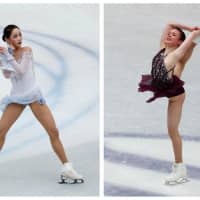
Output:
0 24 83 184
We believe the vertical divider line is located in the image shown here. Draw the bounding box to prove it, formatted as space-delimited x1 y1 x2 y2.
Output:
99 2 104 198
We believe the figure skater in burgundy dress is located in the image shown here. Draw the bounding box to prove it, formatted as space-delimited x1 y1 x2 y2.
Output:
138 22 200 185
0 24 83 184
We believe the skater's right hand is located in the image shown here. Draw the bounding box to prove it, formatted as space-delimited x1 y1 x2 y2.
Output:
0 46 7 54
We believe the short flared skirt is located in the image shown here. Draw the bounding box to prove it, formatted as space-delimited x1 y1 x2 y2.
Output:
138 74 185 103
0 88 46 111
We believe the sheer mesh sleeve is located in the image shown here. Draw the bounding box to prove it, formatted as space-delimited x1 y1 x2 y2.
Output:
0 60 13 78
3 49 33 76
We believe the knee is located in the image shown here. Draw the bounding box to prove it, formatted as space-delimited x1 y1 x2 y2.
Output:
48 127 60 141
167 127 180 140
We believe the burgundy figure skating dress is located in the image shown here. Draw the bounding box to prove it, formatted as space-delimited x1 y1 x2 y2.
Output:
138 48 185 103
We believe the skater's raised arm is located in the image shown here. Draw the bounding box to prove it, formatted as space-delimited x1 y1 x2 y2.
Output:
180 43 195 65
173 30 200 62
160 22 194 49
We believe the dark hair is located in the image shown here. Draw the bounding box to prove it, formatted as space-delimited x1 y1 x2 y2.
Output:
2 24 20 42
173 26 186 41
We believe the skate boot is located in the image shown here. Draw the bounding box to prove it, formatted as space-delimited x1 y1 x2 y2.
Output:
165 163 189 185
58 162 84 184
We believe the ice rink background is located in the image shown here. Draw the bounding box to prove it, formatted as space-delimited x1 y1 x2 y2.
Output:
0 4 99 196
104 4 200 196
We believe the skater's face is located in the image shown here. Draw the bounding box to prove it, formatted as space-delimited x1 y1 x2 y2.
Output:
6 28 22 49
164 29 182 47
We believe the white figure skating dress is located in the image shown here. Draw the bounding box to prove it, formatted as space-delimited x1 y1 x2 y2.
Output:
0 48 45 111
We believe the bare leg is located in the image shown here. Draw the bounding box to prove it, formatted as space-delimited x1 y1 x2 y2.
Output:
167 93 185 163
29 102 68 164
0 103 25 150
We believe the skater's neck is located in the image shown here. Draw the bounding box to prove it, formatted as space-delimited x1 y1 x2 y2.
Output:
164 45 178 56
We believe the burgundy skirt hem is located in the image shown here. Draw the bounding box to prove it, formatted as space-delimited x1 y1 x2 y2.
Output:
138 74 185 103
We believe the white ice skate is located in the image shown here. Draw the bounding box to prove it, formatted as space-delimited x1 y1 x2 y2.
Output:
58 162 84 184
165 163 189 185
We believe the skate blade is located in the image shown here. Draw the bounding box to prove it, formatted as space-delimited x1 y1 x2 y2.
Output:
58 176 84 184
165 177 189 186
